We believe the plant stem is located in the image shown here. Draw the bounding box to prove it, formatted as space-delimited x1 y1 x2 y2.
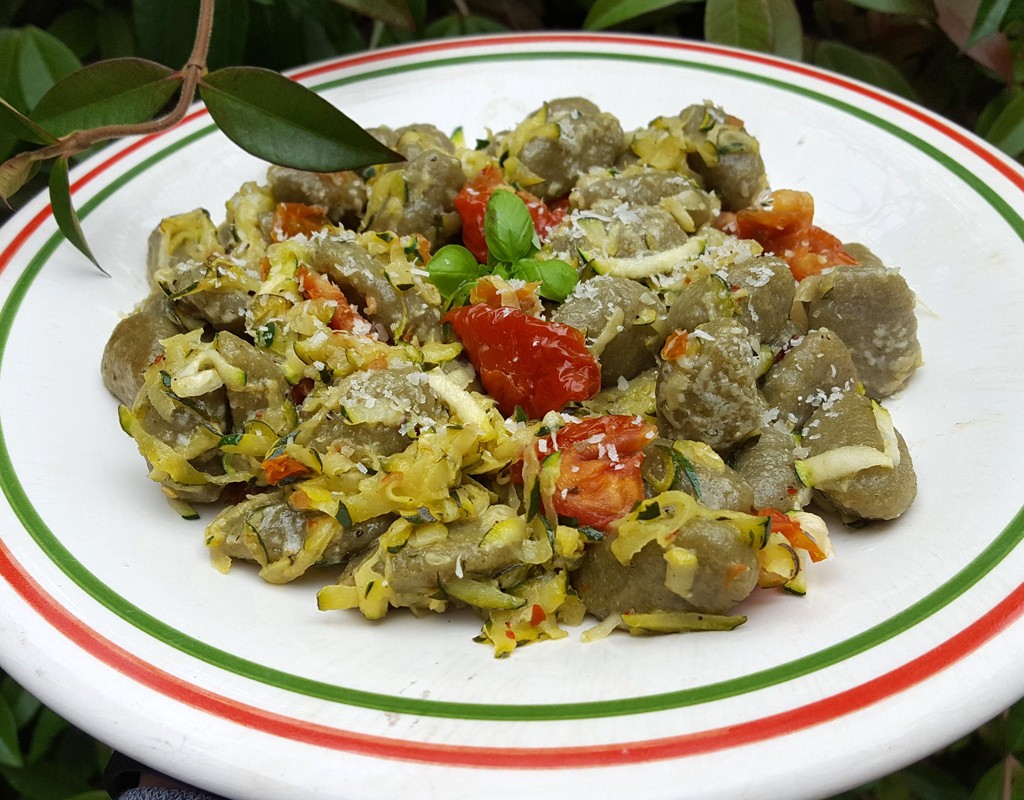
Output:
1003 752 1020 800
186 0 216 70
369 19 385 49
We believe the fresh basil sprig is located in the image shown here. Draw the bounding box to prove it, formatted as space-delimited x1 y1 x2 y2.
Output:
428 188 578 305
426 245 485 301
485 188 537 263
513 258 579 303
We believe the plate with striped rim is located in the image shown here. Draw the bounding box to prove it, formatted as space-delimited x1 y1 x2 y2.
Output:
1 32 1023 800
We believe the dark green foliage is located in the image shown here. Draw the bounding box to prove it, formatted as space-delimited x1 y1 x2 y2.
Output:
29 58 180 137
0 673 108 799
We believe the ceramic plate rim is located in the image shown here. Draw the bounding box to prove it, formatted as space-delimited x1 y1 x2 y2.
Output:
1 32 1023 800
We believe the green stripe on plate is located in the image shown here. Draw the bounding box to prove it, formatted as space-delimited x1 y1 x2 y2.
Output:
1 49 1023 722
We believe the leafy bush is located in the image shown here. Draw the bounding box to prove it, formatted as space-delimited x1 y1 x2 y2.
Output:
0 672 108 799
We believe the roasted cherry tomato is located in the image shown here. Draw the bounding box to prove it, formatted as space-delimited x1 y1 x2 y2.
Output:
296 266 366 332
757 508 829 563
538 415 656 530
271 202 330 242
717 189 858 281
454 164 567 263
262 454 311 485
469 274 543 314
660 329 689 360
443 303 600 419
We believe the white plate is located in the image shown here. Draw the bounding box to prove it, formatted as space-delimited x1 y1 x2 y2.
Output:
1 32 1023 800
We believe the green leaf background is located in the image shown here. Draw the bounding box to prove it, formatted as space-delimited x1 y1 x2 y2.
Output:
704 0 774 52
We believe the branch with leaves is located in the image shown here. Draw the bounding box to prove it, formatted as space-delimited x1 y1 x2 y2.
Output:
0 0 400 270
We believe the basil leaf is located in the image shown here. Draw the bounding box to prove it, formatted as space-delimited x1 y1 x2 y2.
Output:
485 189 536 264
449 281 475 309
427 244 483 300
512 257 578 302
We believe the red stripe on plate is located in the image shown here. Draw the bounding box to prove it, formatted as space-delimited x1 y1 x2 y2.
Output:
2 533 1022 767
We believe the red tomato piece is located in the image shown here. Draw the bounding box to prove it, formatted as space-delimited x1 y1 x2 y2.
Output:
290 377 315 405
468 275 542 310
529 194 568 239
453 164 567 263
784 226 859 282
660 329 689 360
453 165 502 263
296 266 367 333
262 454 311 485
443 303 600 419
545 415 656 458
272 202 330 242
757 508 829 563
539 415 656 530
719 189 859 281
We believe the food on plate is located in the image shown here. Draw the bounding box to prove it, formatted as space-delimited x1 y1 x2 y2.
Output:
798 263 923 398
103 97 921 655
